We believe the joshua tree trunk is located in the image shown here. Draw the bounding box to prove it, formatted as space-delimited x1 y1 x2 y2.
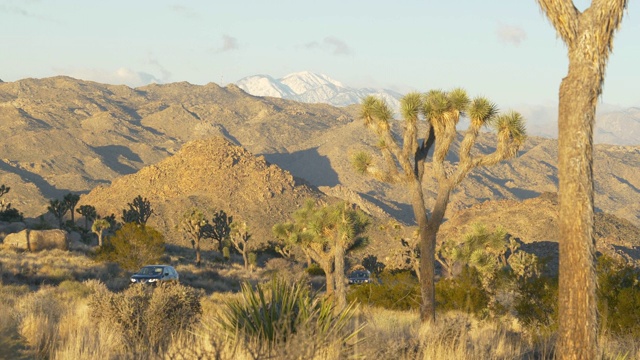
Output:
195 235 202 267
97 230 103 247
557 59 598 360
242 249 249 270
418 182 451 322
325 266 335 297
334 241 347 311
535 1 628 358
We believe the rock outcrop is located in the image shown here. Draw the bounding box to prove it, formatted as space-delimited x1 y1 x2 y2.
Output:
3 229 69 251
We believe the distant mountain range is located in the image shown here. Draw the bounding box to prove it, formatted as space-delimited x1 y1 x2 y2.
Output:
236 71 402 112
236 71 639 146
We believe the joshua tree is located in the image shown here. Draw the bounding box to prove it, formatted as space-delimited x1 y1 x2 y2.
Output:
325 202 369 310
229 221 252 271
273 200 369 308
355 90 525 322
76 204 97 231
180 208 212 266
92 218 111 247
536 1 628 357
273 201 336 296
208 210 232 251
121 195 153 225
63 193 80 224
48 198 69 229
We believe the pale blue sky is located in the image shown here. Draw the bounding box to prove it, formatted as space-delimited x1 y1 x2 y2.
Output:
1 0 638 107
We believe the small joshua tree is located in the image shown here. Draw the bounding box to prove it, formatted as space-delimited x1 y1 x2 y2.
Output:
230 221 252 271
273 200 369 309
77 204 97 231
63 193 80 224
92 218 111 247
208 210 232 251
180 208 213 266
121 195 153 225
48 198 69 229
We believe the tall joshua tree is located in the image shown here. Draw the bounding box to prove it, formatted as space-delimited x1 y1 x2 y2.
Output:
355 90 525 322
536 1 628 358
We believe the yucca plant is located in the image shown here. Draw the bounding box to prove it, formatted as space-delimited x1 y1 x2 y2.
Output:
215 277 362 350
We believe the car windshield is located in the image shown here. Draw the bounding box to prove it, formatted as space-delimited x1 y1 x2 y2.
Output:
138 266 163 275
350 271 369 278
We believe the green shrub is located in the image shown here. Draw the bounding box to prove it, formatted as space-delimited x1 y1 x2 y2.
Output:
597 255 640 336
347 271 420 311
0 207 23 222
435 266 490 317
216 277 360 351
95 223 165 271
513 274 558 330
305 263 325 276
88 281 201 353
362 254 385 275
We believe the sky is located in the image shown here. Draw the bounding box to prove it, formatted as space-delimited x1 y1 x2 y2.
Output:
1 0 639 108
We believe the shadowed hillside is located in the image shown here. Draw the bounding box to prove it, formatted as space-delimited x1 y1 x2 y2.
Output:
0 76 638 230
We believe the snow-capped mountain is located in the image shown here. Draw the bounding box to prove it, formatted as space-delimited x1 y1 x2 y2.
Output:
236 71 402 111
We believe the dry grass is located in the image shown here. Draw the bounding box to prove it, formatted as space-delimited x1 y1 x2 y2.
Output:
1 246 639 359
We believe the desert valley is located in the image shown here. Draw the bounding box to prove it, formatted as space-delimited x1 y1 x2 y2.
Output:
0 75 639 359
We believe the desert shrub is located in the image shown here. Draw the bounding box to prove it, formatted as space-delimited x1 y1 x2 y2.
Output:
95 223 165 271
264 258 309 284
305 263 325 276
14 287 63 358
0 207 23 222
597 255 640 336
88 281 202 353
435 266 490 317
216 277 360 353
362 254 385 275
513 273 558 331
347 271 420 311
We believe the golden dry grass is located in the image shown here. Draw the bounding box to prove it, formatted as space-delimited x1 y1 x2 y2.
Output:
1 247 639 359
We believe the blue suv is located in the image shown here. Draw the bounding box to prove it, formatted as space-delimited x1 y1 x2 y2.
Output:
130 265 179 285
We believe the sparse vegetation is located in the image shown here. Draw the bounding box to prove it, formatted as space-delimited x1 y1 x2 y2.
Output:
0 185 23 222
121 195 154 225
95 222 165 271
356 90 526 322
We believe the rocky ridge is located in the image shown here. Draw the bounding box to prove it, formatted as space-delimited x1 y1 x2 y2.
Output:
78 137 325 247
0 76 637 243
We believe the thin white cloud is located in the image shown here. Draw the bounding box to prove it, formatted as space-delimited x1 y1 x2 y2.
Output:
53 67 163 87
496 24 527 46
170 4 198 18
215 34 239 53
300 36 352 56
147 54 172 82
324 36 351 55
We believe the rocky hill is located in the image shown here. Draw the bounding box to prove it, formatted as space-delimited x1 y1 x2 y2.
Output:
0 76 354 216
0 76 638 243
78 137 324 247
